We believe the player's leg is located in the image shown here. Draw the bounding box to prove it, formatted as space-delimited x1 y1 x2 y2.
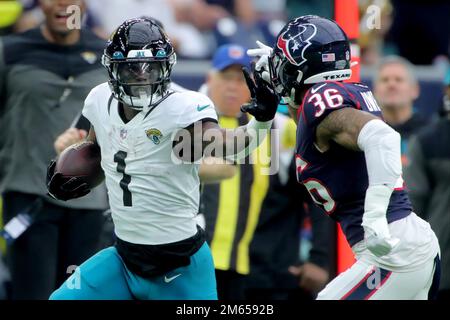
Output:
369 255 440 300
130 242 217 300
317 259 370 300
317 260 412 300
318 255 440 300
50 247 133 300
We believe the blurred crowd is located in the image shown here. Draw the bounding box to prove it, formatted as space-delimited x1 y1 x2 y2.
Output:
0 0 449 301
0 0 448 65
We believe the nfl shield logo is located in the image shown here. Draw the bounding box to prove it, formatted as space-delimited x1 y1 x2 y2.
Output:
120 128 127 139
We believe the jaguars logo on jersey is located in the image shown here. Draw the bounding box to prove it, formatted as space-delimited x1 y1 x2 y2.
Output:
145 128 163 145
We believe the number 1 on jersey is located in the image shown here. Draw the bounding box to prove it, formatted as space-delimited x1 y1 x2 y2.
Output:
114 151 132 207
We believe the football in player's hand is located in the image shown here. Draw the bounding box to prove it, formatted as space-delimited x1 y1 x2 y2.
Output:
55 141 104 189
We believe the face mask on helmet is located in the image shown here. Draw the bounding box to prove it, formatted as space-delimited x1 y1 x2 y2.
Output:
107 59 169 110
270 52 302 97
269 52 305 106
115 61 163 96
102 18 177 111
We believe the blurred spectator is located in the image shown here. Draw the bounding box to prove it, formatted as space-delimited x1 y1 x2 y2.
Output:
195 0 284 54
247 156 333 300
286 0 333 20
252 0 286 21
86 0 209 58
171 0 238 30
0 0 22 35
373 55 429 166
386 1 450 65
14 0 103 36
203 0 256 25
404 69 450 301
175 0 272 30
0 0 108 299
359 0 394 65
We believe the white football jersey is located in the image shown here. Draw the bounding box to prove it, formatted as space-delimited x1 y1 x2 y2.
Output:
82 82 218 245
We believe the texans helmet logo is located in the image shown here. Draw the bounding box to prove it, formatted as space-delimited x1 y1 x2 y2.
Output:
277 22 317 66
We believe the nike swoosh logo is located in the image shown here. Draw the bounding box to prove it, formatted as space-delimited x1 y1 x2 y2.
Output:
164 274 181 283
197 104 210 111
311 83 327 94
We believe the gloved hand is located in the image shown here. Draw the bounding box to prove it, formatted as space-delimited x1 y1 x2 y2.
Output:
247 40 272 83
241 67 280 122
362 215 400 257
46 160 91 201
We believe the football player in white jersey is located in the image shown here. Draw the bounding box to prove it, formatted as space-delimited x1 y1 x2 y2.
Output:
46 18 280 300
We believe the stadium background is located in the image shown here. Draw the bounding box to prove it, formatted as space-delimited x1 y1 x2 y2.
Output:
0 0 449 300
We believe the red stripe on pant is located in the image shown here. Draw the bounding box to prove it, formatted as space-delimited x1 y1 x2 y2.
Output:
340 266 375 300
340 267 392 300
364 271 392 300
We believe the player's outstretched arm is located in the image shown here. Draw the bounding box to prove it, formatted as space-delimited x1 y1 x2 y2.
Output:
173 68 280 163
173 119 273 162
317 108 402 257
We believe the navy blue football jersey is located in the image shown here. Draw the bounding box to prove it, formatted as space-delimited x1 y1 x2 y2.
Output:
295 81 412 246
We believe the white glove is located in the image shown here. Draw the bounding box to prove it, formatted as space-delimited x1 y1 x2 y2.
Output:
362 185 400 257
362 217 400 257
247 40 272 83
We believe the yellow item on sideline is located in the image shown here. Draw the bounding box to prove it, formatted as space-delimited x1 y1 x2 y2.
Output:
0 1 23 28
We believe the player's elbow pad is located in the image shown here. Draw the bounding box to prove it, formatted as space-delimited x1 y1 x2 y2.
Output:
357 119 402 189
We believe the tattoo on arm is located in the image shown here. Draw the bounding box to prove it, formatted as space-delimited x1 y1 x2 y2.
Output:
316 108 379 151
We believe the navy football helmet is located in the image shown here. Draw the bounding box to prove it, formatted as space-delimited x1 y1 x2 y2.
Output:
269 15 352 103
102 18 176 110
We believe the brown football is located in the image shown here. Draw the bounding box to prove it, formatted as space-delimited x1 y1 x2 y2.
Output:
55 141 104 188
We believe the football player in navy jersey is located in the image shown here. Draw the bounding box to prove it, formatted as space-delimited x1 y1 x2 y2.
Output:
245 15 441 300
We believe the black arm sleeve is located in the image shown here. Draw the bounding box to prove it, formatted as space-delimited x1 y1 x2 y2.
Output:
74 114 92 131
